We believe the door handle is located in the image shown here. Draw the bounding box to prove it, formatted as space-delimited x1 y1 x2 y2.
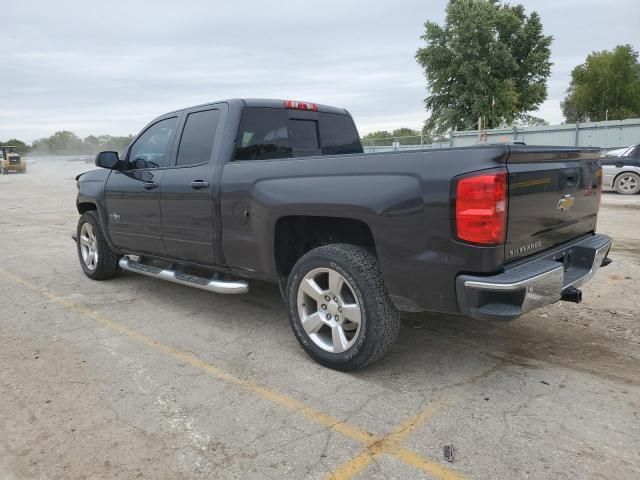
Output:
143 181 159 190
190 180 210 189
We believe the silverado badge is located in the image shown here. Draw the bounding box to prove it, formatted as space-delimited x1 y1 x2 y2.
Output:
557 194 575 212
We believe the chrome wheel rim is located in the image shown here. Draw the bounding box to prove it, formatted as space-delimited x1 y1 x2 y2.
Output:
297 267 362 353
79 222 98 271
619 175 639 193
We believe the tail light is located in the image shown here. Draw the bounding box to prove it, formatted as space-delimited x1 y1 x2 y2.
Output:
284 100 318 111
454 171 507 245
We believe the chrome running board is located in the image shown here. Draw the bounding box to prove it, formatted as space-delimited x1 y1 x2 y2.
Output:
118 257 249 294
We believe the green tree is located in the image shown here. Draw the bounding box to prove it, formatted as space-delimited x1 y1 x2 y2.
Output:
415 0 552 132
362 130 393 140
47 130 84 154
362 128 424 145
561 45 640 122
0 139 30 155
83 135 100 151
509 115 549 128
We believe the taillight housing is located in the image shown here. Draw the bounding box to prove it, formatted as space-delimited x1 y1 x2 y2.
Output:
284 100 318 111
454 171 507 245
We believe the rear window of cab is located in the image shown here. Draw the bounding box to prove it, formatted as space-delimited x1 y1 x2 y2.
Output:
233 107 362 161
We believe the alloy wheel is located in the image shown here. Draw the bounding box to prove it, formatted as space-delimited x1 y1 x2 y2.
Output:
79 222 99 271
297 267 362 353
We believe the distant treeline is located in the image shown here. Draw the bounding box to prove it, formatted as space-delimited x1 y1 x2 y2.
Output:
1 131 134 156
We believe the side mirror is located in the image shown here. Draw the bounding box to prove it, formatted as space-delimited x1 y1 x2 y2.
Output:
95 151 120 169
616 161 624 168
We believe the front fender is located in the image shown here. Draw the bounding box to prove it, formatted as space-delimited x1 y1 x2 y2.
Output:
76 169 121 253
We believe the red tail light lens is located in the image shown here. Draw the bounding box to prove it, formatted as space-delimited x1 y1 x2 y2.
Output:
455 171 507 245
284 100 318 111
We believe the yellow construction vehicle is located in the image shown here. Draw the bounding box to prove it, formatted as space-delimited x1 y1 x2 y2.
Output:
0 146 27 174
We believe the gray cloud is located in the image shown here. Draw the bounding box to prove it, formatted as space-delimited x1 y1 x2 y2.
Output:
1 0 638 142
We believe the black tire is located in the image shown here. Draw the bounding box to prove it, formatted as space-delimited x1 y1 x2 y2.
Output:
76 210 120 280
614 172 640 195
286 244 400 370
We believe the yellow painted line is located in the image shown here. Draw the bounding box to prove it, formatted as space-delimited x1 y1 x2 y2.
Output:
0 267 372 445
385 400 445 443
1 267 466 480
388 445 466 480
324 398 465 480
325 450 376 480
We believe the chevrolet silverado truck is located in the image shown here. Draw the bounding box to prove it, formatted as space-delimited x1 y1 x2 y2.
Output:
74 98 612 370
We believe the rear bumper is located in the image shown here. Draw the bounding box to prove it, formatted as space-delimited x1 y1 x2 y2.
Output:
456 234 612 321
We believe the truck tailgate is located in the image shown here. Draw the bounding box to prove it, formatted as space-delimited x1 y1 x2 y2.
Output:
505 146 602 262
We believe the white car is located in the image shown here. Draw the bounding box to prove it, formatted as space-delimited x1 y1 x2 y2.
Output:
602 145 640 195
606 145 636 157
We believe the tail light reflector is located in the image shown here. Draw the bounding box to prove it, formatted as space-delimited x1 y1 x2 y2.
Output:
455 171 507 245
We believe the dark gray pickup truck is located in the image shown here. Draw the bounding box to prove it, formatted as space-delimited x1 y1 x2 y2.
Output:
75 98 612 370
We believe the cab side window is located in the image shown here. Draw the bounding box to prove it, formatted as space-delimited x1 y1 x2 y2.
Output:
176 109 220 166
234 108 293 161
128 117 177 170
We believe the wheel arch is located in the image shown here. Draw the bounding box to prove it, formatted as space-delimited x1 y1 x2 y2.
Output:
273 215 377 278
77 201 98 214
613 169 640 194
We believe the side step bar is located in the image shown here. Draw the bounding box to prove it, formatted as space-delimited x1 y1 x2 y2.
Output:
118 257 249 294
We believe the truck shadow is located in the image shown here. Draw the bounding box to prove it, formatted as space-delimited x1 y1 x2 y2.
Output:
119 272 640 387
242 279 640 386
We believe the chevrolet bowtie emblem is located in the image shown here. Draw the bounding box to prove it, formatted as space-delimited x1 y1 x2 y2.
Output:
557 194 575 212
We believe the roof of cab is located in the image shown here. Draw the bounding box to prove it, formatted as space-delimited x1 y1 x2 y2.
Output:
166 98 349 116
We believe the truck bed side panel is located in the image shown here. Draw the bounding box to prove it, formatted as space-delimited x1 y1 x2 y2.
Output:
220 146 509 314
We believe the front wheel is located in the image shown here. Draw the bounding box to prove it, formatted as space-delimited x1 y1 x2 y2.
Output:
614 172 640 195
286 244 400 370
76 210 120 280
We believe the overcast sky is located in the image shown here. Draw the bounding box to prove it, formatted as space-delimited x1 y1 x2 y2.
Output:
1 0 638 142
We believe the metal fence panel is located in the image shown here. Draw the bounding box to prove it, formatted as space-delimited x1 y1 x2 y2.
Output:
360 118 640 153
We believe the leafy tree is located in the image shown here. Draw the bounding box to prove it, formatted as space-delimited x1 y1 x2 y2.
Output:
510 115 549 128
0 139 30 155
83 135 100 150
561 45 640 122
30 132 134 155
362 128 425 145
46 130 84 154
415 0 552 132
362 130 393 140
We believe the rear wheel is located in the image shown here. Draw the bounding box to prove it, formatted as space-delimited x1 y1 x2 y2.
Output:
286 244 400 370
76 210 119 280
614 172 640 195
